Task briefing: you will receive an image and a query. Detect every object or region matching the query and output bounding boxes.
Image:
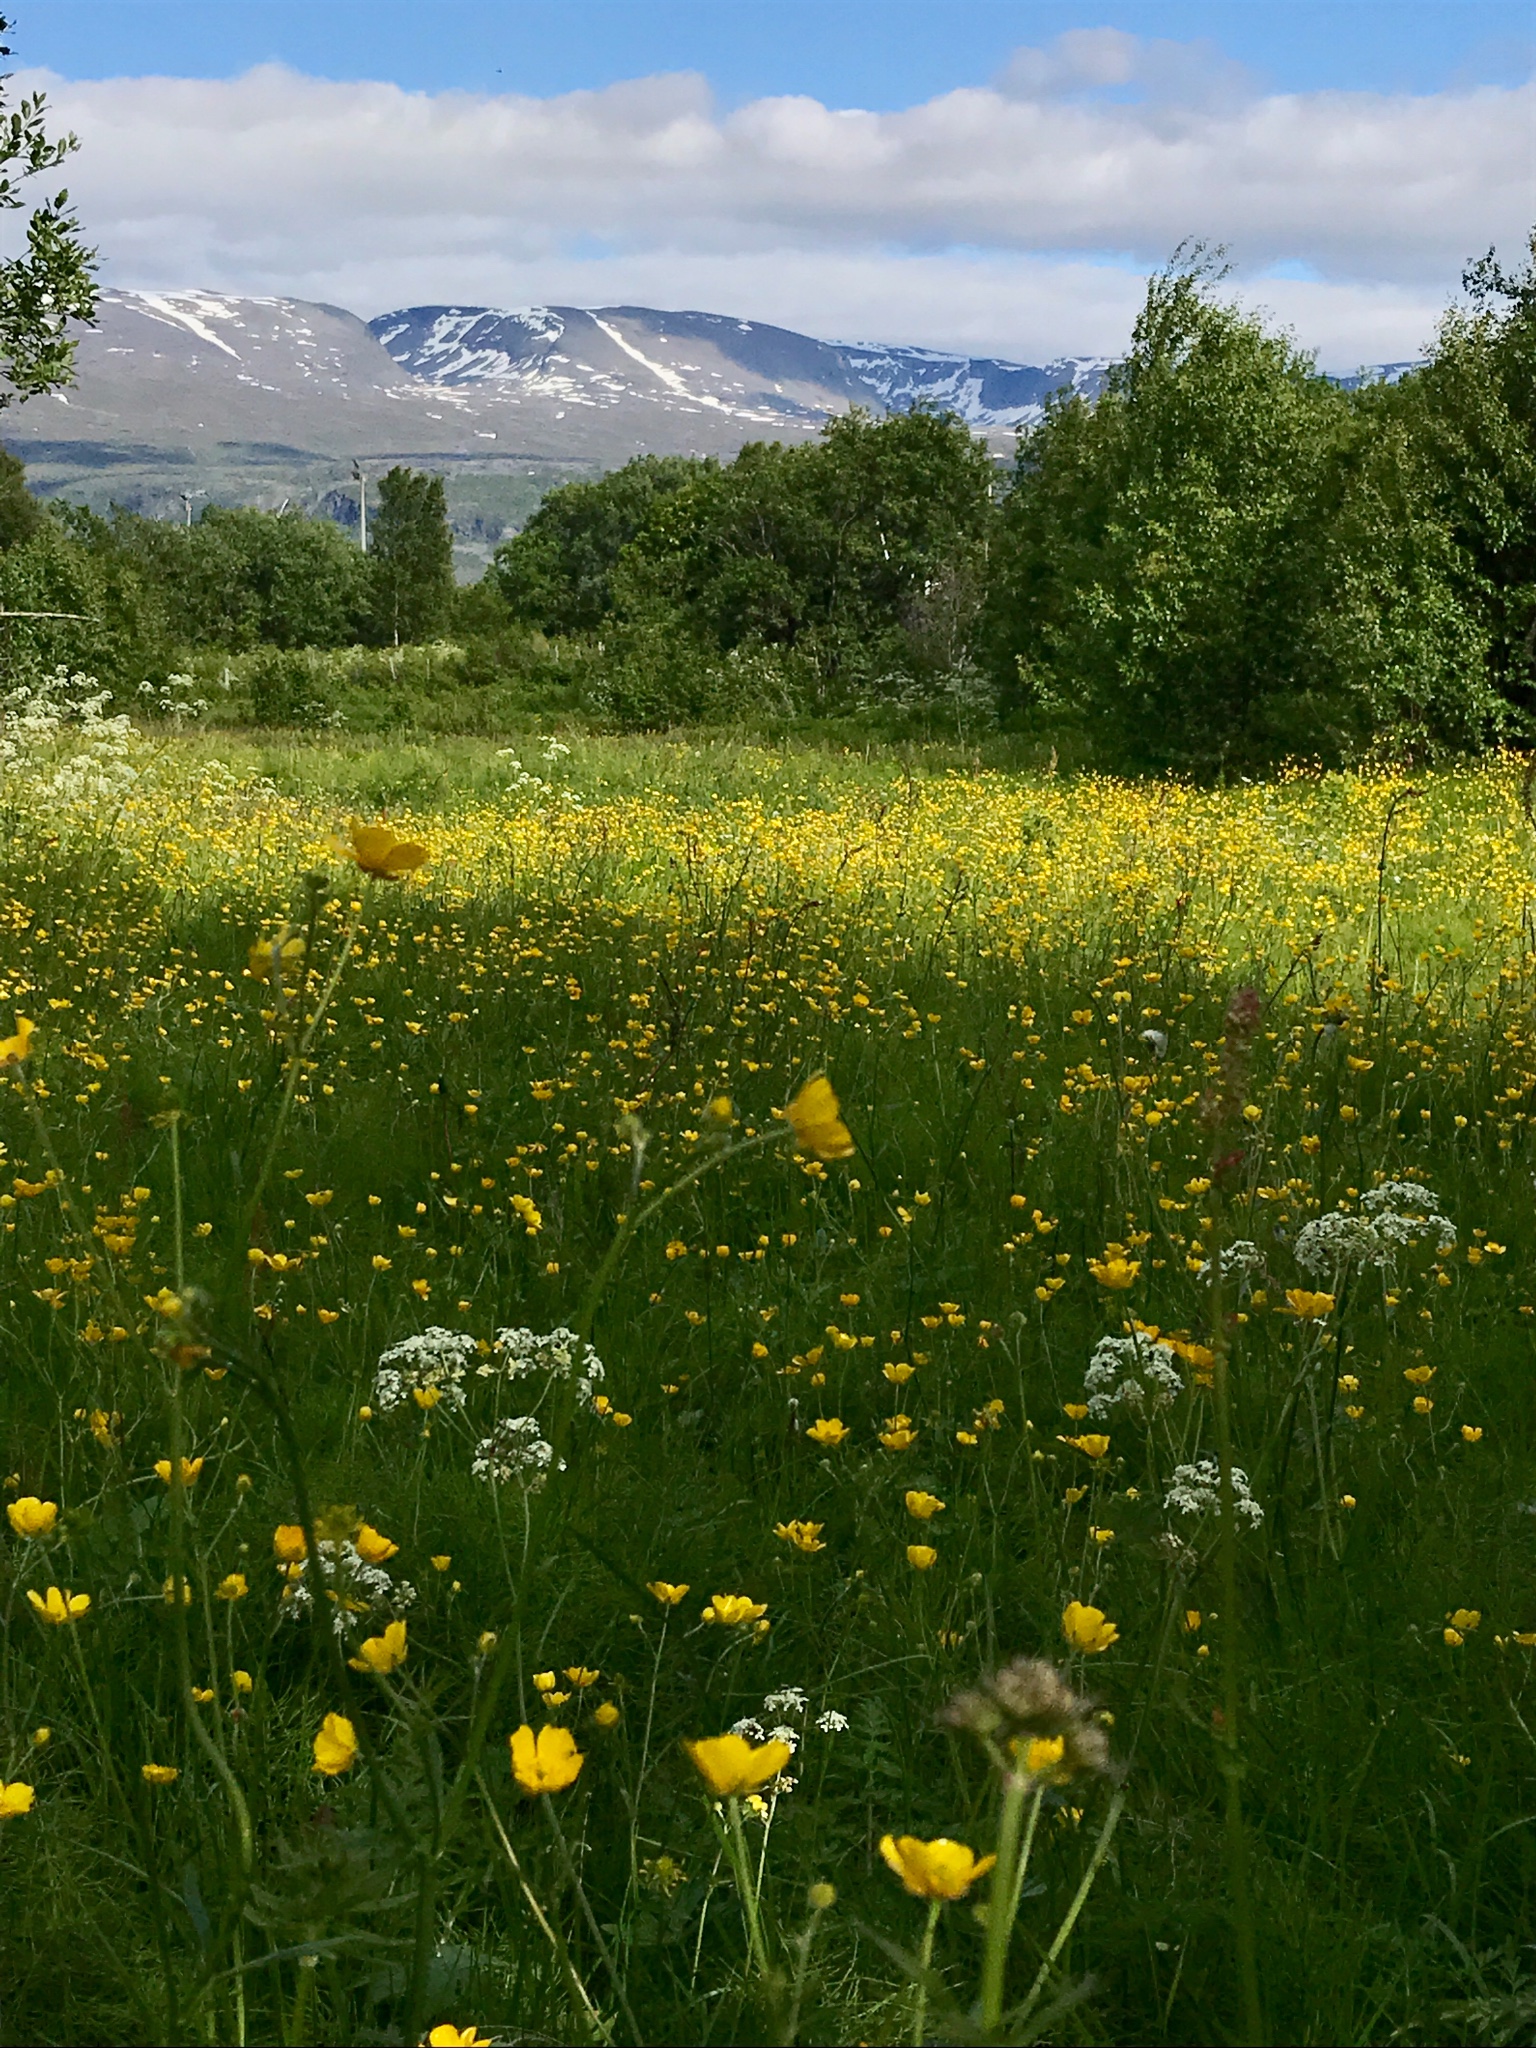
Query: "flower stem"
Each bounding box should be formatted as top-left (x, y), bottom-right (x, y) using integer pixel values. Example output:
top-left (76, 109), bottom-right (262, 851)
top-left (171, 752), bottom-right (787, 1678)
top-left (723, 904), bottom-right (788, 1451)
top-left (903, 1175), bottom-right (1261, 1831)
top-left (912, 1898), bottom-right (941, 2047)
top-left (1014, 1787), bottom-right (1126, 2029)
top-left (723, 1795), bottom-right (771, 1977)
top-left (978, 1769), bottom-right (1028, 2033)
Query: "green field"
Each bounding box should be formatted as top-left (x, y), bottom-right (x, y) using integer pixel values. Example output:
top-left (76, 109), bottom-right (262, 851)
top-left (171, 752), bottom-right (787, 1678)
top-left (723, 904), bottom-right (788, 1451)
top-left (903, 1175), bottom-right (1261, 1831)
top-left (3, 728), bottom-right (1535, 2046)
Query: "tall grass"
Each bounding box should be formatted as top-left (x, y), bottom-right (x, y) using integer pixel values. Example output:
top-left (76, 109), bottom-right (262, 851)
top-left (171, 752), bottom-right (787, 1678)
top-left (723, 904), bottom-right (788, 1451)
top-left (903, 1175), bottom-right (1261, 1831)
top-left (1, 734), bottom-right (1534, 2045)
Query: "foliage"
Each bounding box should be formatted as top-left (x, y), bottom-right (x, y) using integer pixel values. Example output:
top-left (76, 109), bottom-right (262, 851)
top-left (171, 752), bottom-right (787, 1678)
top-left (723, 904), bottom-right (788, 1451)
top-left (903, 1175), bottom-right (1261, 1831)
top-left (983, 248), bottom-right (1497, 768)
top-left (367, 465), bottom-right (455, 646)
top-left (0, 12), bottom-right (98, 407)
top-left (2, 733), bottom-right (1536, 2042)
top-left (493, 453), bottom-right (706, 636)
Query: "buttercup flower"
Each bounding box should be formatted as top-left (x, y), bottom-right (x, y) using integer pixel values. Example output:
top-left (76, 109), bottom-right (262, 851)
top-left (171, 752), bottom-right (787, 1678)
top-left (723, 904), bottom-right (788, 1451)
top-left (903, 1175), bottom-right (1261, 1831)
top-left (685, 1733), bottom-right (793, 1797)
top-left (347, 821), bottom-right (429, 879)
top-left (907, 1544), bottom-right (938, 1570)
top-left (805, 1418), bottom-right (849, 1448)
top-left (28, 1585), bottom-right (89, 1625)
top-left (1089, 1250), bottom-right (1140, 1289)
top-left (510, 1723), bottom-right (585, 1795)
top-left (1062, 1433), bottom-right (1111, 1460)
top-left (0, 1781), bottom-right (35, 1817)
top-left (312, 1713), bottom-right (359, 1775)
top-left (564, 1666), bottom-right (600, 1687)
top-left (247, 929), bottom-right (305, 982)
top-left (775, 1520), bottom-right (826, 1553)
top-left (154, 1457), bottom-right (204, 1487)
top-left (354, 1522), bottom-right (399, 1565)
top-left (1062, 1600), bottom-right (1119, 1654)
top-left (427, 2029), bottom-right (489, 2047)
top-left (349, 1619), bottom-right (408, 1674)
top-left (905, 1491), bottom-right (945, 1520)
top-left (7, 1496), bottom-right (57, 1537)
top-left (784, 1073), bottom-right (856, 1160)
top-left (701, 1593), bottom-right (767, 1628)
top-left (879, 1834), bottom-right (996, 1900)
top-left (0, 1016), bottom-right (34, 1065)
top-left (646, 1580), bottom-right (690, 1606)
top-left (273, 1524), bottom-right (308, 1563)
top-left (141, 1764), bottom-right (179, 1787)
top-left (1284, 1289), bottom-right (1336, 1320)
top-left (593, 1702), bottom-right (621, 1729)
top-left (216, 1573), bottom-right (249, 1601)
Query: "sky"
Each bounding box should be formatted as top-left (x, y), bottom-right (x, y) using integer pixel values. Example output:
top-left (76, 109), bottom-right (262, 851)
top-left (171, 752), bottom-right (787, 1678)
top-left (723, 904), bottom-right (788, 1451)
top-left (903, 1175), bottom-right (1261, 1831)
top-left (16, 2), bottom-right (1536, 368)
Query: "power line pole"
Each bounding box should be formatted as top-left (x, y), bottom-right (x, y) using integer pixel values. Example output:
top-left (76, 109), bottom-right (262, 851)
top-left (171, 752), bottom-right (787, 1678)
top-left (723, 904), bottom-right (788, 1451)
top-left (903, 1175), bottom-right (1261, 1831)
top-left (352, 461), bottom-right (367, 552)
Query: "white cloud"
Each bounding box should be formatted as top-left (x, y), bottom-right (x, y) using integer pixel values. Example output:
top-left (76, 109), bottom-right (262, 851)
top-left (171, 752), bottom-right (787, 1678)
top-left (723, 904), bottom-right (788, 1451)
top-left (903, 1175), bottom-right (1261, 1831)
top-left (23, 34), bottom-right (1534, 365)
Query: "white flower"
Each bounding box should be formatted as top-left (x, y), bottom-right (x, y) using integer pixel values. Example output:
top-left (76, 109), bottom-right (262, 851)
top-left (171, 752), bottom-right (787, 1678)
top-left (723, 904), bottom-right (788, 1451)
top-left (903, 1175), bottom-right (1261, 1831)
top-left (471, 1415), bottom-right (561, 1488)
top-left (814, 1709), bottom-right (850, 1734)
top-left (488, 1326), bottom-right (606, 1405)
top-left (1295, 1185), bottom-right (1455, 1279)
top-left (730, 1716), bottom-right (766, 1742)
top-left (280, 1538), bottom-right (416, 1633)
top-left (1084, 1332), bottom-right (1183, 1419)
top-left (1165, 1457), bottom-right (1263, 1526)
top-left (373, 1326), bottom-right (476, 1412)
top-left (766, 1724), bottom-right (800, 1753)
top-left (1140, 1028), bottom-right (1168, 1058)
top-left (762, 1688), bottom-right (808, 1716)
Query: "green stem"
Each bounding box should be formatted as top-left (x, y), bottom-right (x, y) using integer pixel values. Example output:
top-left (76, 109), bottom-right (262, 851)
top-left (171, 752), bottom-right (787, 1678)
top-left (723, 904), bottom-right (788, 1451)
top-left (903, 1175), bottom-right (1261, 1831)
top-left (724, 1795), bottom-right (771, 1977)
top-left (541, 1793), bottom-right (644, 2042)
top-left (913, 1898), bottom-right (941, 2047)
top-left (1014, 1787), bottom-right (1127, 2029)
top-left (978, 1769), bottom-right (1028, 2033)
top-left (1211, 1248), bottom-right (1265, 2047)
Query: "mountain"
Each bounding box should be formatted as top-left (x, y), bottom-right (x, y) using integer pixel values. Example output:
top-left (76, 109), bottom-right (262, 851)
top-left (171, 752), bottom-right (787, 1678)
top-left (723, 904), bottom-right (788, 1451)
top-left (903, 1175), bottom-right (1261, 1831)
top-left (0, 287), bottom-right (1110, 570)
top-left (368, 303), bottom-right (1110, 435)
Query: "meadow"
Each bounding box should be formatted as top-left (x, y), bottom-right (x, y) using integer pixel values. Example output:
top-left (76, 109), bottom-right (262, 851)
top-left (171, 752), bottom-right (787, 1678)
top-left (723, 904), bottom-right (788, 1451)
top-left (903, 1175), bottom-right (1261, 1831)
top-left (3, 715), bottom-right (1536, 2046)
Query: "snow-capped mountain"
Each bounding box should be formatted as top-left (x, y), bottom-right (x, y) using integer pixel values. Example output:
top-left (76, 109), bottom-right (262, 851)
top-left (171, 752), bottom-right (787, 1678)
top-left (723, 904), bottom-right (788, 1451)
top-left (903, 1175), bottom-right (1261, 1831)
top-left (369, 302), bottom-right (1110, 434)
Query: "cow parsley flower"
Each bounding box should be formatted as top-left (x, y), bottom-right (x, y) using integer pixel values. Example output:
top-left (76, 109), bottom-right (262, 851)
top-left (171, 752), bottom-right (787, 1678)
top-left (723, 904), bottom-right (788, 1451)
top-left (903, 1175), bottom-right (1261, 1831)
top-left (1165, 1458), bottom-right (1263, 1526)
top-left (373, 1327), bottom-right (476, 1412)
top-left (815, 1709), bottom-right (850, 1734)
top-left (1296, 1184), bottom-right (1455, 1278)
top-left (1084, 1331), bottom-right (1183, 1419)
top-left (487, 1326), bottom-right (606, 1406)
top-left (471, 1414), bottom-right (561, 1488)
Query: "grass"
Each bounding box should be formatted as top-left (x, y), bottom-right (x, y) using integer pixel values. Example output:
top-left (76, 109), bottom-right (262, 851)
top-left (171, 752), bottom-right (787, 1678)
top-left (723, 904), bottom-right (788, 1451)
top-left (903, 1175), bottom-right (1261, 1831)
top-left (1, 727), bottom-right (1535, 2046)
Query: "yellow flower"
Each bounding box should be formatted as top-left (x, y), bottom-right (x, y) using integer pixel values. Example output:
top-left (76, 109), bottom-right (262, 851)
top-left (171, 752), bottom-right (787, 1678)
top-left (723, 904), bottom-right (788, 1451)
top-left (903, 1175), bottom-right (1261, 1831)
top-left (775, 1520), bottom-right (826, 1553)
top-left (593, 1702), bottom-right (621, 1729)
top-left (216, 1573), bottom-right (249, 1601)
top-left (805, 1417), bottom-right (849, 1447)
top-left (146, 1287), bottom-right (184, 1318)
top-left (906, 1544), bottom-right (938, 1571)
top-left (0, 1015), bottom-right (35, 1065)
top-left (685, 1733), bottom-right (793, 1797)
top-left (232, 1670), bottom-right (253, 1695)
top-left (354, 1522), bottom-right (399, 1565)
top-left (28, 1585), bottom-right (89, 1625)
top-left (563, 1665), bottom-right (601, 1688)
top-left (1020, 1735), bottom-right (1068, 1779)
top-left (1461, 1426), bottom-right (1484, 1444)
top-left (141, 1764), bottom-right (179, 1787)
top-left (154, 1457), bottom-right (204, 1487)
top-left (647, 1580), bottom-right (690, 1606)
top-left (191, 1687), bottom-right (215, 1704)
top-left (7, 1496), bottom-right (58, 1537)
top-left (878, 1834), bottom-right (997, 1901)
top-left (1062, 1600), bottom-right (1119, 1654)
top-left (427, 2029), bottom-right (490, 2047)
top-left (533, 1670), bottom-right (558, 1692)
top-left (347, 820), bottom-right (430, 879)
top-left (784, 1073), bottom-right (856, 1160)
top-left (349, 1620), bottom-right (408, 1674)
top-left (1284, 1288), bottom-right (1335, 1320)
top-left (510, 1723), bottom-right (585, 1795)
top-left (1089, 1253), bottom-right (1140, 1290)
top-left (880, 1424), bottom-right (919, 1451)
top-left (0, 1781), bottom-right (35, 1818)
top-left (312, 1713), bottom-right (359, 1776)
top-left (247, 929), bottom-right (306, 982)
top-left (1448, 1608), bottom-right (1481, 1632)
top-left (1184, 1609), bottom-right (1202, 1633)
top-left (273, 1524), bottom-right (308, 1563)
top-left (904, 1490), bottom-right (945, 1520)
top-left (701, 1592), bottom-right (767, 1628)
top-left (1062, 1434), bottom-right (1110, 1460)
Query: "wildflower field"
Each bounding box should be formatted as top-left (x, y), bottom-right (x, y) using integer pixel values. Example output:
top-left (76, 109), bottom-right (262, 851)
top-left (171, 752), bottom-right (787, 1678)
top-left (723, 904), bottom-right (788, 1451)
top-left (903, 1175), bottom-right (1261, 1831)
top-left (4, 719), bottom-right (1536, 2046)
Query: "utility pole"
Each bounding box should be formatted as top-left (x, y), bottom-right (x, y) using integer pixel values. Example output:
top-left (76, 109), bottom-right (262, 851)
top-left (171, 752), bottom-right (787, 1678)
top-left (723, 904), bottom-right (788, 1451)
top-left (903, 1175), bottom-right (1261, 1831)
top-left (352, 461), bottom-right (367, 552)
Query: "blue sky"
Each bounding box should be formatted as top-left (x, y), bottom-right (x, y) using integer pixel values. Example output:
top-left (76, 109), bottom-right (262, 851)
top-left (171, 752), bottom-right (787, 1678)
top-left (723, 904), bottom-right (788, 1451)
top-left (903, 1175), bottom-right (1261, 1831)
top-left (29, 1), bottom-right (1536, 104)
top-left (19, 3), bottom-right (1536, 366)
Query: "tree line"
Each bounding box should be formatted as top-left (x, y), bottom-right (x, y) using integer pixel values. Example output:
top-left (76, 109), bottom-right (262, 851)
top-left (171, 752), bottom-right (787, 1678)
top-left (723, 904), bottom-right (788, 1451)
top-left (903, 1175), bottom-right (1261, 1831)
top-left (3, 238), bottom-right (1532, 770)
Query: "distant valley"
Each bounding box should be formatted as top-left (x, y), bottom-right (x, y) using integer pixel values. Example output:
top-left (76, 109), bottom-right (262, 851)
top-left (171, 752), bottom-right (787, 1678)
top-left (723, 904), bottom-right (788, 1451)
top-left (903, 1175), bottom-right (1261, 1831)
top-left (0, 289), bottom-right (1110, 573)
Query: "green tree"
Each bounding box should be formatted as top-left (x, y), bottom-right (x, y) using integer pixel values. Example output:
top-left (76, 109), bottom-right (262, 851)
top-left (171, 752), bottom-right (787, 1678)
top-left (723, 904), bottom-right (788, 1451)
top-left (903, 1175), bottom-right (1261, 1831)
top-left (368, 466), bottom-right (454, 644)
top-left (985, 249), bottom-right (1491, 768)
top-left (612, 409), bottom-right (998, 708)
top-left (492, 454), bottom-right (706, 635)
top-left (113, 504), bottom-right (371, 651)
top-left (0, 13), bottom-right (98, 406)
